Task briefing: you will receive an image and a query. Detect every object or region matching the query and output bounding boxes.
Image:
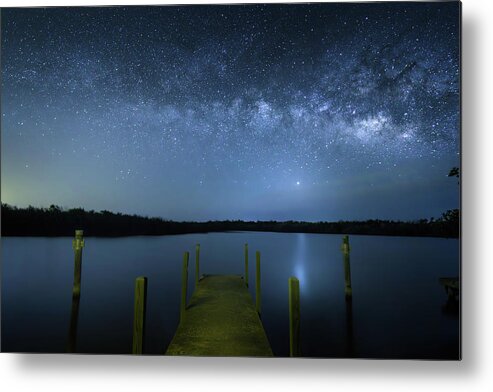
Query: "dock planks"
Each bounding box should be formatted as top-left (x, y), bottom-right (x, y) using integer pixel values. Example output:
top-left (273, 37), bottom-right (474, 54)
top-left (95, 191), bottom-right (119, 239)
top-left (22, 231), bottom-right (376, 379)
top-left (166, 275), bottom-right (273, 357)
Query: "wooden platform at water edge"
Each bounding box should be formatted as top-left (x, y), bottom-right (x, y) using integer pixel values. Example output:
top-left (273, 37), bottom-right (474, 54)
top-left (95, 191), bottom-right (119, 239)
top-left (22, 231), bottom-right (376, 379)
top-left (439, 277), bottom-right (459, 300)
top-left (165, 274), bottom-right (273, 357)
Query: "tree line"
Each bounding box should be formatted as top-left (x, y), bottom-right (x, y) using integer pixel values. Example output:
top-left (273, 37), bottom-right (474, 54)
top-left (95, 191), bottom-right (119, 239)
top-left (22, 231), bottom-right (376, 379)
top-left (1, 204), bottom-right (459, 238)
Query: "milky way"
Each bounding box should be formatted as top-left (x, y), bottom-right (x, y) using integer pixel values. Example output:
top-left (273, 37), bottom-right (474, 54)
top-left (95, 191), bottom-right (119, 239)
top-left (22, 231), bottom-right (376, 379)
top-left (1, 3), bottom-right (460, 221)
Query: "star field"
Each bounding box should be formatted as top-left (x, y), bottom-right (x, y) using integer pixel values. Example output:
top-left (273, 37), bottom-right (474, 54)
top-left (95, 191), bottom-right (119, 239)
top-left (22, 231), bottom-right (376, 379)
top-left (1, 3), bottom-right (460, 221)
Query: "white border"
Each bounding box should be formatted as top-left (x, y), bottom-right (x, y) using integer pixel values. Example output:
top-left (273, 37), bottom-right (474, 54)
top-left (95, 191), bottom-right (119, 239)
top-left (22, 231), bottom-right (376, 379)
top-left (2, 0), bottom-right (492, 391)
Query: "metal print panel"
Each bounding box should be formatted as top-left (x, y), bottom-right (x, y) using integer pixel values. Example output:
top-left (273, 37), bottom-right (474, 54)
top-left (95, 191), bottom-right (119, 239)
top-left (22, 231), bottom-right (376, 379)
top-left (0, 1), bottom-right (461, 359)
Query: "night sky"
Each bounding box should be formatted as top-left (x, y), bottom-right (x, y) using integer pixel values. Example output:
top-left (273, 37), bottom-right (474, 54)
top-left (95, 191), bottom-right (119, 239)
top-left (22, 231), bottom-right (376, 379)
top-left (1, 3), bottom-right (460, 222)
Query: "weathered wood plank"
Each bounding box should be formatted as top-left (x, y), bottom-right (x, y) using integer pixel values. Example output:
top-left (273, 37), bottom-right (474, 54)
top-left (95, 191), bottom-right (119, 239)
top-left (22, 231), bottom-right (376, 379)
top-left (166, 275), bottom-right (273, 357)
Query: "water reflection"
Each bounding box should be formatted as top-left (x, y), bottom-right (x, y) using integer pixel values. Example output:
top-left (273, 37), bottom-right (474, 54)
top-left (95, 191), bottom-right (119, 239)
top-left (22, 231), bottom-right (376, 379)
top-left (293, 234), bottom-right (307, 294)
top-left (66, 294), bottom-right (80, 352)
top-left (345, 298), bottom-right (354, 357)
top-left (441, 297), bottom-right (459, 317)
top-left (2, 233), bottom-right (460, 358)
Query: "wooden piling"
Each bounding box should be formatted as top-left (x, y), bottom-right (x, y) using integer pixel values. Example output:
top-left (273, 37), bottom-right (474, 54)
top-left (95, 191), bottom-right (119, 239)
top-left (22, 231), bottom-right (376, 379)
top-left (71, 229), bottom-right (85, 298)
top-left (289, 276), bottom-right (300, 357)
top-left (180, 252), bottom-right (189, 324)
top-left (244, 243), bottom-right (249, 287)
top-left (132, 276), bottom-right (148, 355)
top-left (341, 235), bottom-right (352, 301)
top-left (195, 244), bottom-right (200, 289)
top-left (67, 229), bottom-right (84, 353)
top-left (256, 251), bottom-right (261, 316)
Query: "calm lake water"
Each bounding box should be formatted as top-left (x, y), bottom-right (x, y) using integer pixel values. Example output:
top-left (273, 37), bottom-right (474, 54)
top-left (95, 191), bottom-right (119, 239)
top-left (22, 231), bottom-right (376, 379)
top-left (1, 232), bottom-right (460, 358)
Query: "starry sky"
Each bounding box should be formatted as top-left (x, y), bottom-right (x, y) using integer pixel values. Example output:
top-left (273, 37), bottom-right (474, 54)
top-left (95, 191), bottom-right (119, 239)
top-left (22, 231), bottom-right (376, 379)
top-left (1, 2), bottom-right (460, 222)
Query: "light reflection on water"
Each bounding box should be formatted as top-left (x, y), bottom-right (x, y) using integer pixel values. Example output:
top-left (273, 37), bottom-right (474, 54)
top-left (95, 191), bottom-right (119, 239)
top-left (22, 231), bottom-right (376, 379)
top-left (293, 233), bottom-right (307, 294)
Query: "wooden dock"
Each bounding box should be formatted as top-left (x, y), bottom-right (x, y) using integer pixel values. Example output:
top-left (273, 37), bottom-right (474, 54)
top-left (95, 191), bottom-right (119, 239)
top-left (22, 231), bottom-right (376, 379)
top-left (439, 277), bottom-right (459, 300)
top-left (165, 274), bottom-right (273, 357)
top-left (64, 234), bottom-right (318, 357)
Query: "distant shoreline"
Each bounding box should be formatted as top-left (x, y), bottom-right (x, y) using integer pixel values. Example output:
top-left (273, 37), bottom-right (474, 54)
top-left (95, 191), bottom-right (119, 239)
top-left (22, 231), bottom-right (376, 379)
top-left (1, 204), bottom-right (460, 239)
top-left (1, 230), bottom-right (459, 239)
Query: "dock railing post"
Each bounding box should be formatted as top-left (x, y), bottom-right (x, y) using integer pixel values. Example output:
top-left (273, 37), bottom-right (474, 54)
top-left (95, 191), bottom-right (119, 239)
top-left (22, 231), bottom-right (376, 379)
top-left (244, 243), bottom-right (249, 287)
top-left (180, 252), bottom-right (189, 324)
top-left (256, 251), bottom-right (261, 317)
top-left (289, 276), bottom-right (300, 357)
top-left (195, 244), bottom-right (200, 289)
top-left (132, 276), bottom-right (147, 355)
top-left (341, 235), bottom-right (352, 301)
top-left (67, 229), bottom-right (84, 353)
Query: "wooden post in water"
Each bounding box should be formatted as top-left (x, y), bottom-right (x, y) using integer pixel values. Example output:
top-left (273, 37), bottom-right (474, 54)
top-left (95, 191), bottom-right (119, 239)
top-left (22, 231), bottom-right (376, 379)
top-left (132, 276), bottom-right (147, 355)
top-left (341, 235), bottom-right (352, 301)
top-left (67, 229), bottom-right (85, 353)
top-left (244, 243), bottom-right (249, 287)
top-left (256, 251), bottom-right (261, 317)
top-left (195, 244), bottom-right (200, 289)
top-left (289, 276), bottom-right (301, 357)
top-left (72, 230), bottom-right (85, 298)
top-left (180, 252), bottom-right (189, 324)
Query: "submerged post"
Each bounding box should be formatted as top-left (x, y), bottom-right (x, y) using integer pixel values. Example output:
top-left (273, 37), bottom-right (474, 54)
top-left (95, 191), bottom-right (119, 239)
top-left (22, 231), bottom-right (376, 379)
top-left (180, 252), bottom-right (189, 324)
top-left (132, 276), bottom-right (148, 355)
top-left (67, 229), bottom-right (84, 353)
top-left (256, 251), bottom-right (261, 316)
top-left (195, 244), bottom-right (200, 289)
top-left (289, 276), bottom-right (300, 357)
top-left (341, 235), bottom-right (352, 301)
top-left (244, 243), bottom-right (249, 287)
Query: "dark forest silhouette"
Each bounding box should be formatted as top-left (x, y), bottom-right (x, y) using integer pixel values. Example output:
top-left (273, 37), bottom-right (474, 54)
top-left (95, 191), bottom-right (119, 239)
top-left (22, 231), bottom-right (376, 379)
top-left (1, 203), bottom-right (459, 238)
